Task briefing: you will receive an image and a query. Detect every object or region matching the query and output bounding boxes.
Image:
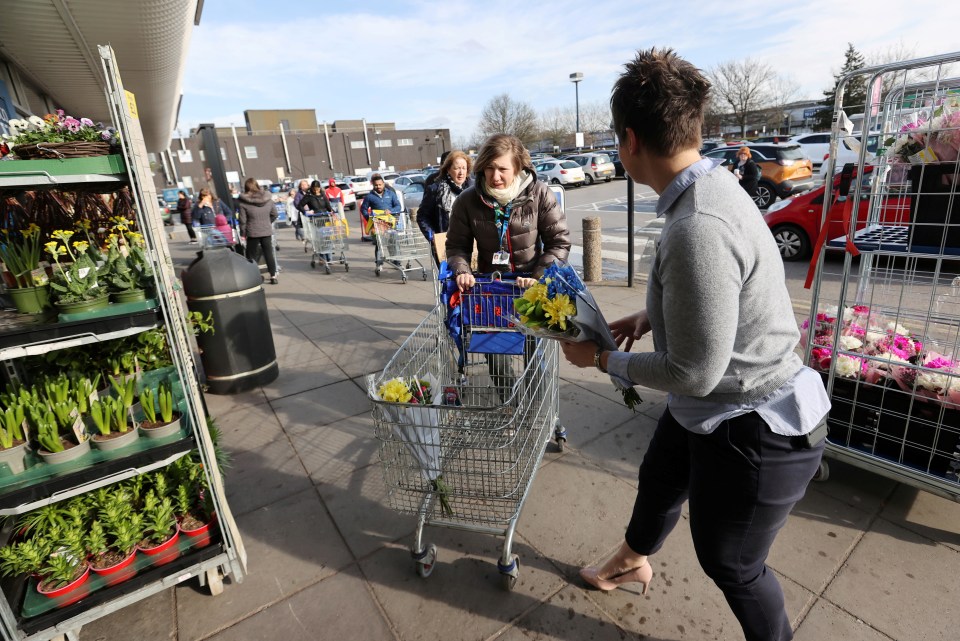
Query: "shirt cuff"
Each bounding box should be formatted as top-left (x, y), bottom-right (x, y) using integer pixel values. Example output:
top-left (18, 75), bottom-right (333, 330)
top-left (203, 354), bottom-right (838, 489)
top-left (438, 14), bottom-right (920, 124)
top-left (606, 351), bottom-right (633, 383)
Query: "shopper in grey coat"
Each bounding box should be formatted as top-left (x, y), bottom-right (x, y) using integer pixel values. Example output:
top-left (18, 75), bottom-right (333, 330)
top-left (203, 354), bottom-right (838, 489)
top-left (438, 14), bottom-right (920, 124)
top-left (236, 178), bottom-right (279, 283)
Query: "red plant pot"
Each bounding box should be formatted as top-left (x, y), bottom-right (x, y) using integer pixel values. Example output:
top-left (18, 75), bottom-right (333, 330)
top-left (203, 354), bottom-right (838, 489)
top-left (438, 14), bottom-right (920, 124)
top-left (90, 550), bottom-right (137, 586)
top-left (37, 563), bottom-right (91, 604)
top-left (137, 528), bottom-right (181, 567)
top-left (179, 512), bottom-right (217, 549)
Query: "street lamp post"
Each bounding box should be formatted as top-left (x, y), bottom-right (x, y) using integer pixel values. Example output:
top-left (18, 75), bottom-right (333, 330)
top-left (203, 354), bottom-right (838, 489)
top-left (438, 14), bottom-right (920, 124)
top-left (570, 71), bottom-right (583, 147)
top-left (296, 136), bottom-right (306, 178)
top-left (374, 128), bottom-right (383, 167)
top-left (417, 145), bottom-right (424, 166)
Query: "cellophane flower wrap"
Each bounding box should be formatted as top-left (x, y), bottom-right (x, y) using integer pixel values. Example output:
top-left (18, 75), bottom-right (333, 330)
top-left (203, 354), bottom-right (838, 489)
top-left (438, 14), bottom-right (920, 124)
top-left (509, 262), bottom-right (642, 410)
top-left (374, 373), bottom-right (452, 515)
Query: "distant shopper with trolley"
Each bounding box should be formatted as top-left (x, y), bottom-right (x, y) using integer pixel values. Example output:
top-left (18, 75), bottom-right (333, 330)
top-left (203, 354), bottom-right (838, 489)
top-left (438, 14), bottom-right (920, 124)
top-left (324, 178), bottom-right (350, 236)
top-left (559, 48), bottom-right (829, 641)
top-left (298, 180), bottom-right (334, 264)
top-left (359, 174), bottom-right (402, 262)
top-left (236, 178), bottom-right (280, 284)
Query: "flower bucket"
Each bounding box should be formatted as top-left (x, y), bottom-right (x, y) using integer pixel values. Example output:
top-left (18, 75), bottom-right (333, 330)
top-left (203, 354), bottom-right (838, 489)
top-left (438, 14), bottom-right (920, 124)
top-left (37, 437), bottom-right (91, 465)
top-left (55, 293), bottom-right (109, 315)
top-left (90, 549), bottom-right (137, 586)
top-left (8, 285), bottom-right (51, 314)
top-left (91, 425), bottom-right (139, 452)
top-left (0, 441), bottom-right (28, 475)
top-left (137, 528), bottom-right (181, 567)
top-left (36, 563), bottom-right (90, 600)
top-left (110, 289), bottom-right (146, 304)
top-left (140, 412), bottom-right (182, 439)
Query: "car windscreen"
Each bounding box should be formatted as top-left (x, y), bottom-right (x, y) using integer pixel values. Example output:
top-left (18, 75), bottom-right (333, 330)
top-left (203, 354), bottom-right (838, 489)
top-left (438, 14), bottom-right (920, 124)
top-left (774, 146), bottom-right (806, 161)
top-left (560, 161), bottom-right (580, 169)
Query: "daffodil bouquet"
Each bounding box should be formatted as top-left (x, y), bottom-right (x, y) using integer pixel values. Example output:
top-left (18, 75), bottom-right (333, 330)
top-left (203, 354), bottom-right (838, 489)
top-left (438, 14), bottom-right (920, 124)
top-left (373, 373), bottom-right (453, 516)
top-left (45, 229), bottom-right (105, 304)
top-left (509, 262), bottom-right (642, 410)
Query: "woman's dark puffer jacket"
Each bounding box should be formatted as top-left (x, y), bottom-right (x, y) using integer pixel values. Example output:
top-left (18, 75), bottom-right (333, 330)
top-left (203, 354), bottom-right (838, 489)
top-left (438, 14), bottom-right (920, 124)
top-left (236, 191), bottom-right (277, 238)
top-left (445, 172), bottom-right (570, 277)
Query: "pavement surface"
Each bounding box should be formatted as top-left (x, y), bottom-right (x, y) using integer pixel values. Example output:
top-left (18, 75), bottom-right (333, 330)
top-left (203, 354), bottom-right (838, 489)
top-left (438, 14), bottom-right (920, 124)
top-left (78, 220), bottom-right (960, 641)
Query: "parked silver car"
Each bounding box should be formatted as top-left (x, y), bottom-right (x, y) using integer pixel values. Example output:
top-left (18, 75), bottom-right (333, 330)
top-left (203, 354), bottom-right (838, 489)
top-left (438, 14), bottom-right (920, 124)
top-left (566, 153), bottom-right (616, 184)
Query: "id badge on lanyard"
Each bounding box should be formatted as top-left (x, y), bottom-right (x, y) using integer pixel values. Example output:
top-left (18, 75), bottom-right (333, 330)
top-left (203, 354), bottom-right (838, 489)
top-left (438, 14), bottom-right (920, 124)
top-left (493, 206), bottom-right (511, 266)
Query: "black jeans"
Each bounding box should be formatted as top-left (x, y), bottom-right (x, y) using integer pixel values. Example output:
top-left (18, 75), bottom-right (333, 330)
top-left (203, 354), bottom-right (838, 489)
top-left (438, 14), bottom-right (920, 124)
top-left (245, 235), bottom-right (277, 277)
top-left (625, 408), bottom-right (823, 641)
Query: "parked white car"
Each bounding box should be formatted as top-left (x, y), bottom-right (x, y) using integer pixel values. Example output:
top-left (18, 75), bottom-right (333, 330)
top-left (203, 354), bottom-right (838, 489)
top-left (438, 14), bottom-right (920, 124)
top-left (818, 135), bottom-right (881, 179)
top-left (565, 152), bottom-right (616, 184)
top-left (535, 159), bottom-right (585, 187)
top-left (342, 175), bottom-right (372, 199)
top-left (789, 133), bottom-right (832, 170)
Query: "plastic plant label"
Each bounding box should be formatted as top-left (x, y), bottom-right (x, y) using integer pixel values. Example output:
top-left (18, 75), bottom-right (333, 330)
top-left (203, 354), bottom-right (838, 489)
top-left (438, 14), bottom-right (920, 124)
top-left (77, 267), bottom-right (90, 279)
top-left (89, 389), bottom-right (99, 404)
top-left (21, 419), bottom-right (30, 441)
top-left (69, 408), bottom-right (86, 443)
top-left (29, 267), bottom-right (49, 286)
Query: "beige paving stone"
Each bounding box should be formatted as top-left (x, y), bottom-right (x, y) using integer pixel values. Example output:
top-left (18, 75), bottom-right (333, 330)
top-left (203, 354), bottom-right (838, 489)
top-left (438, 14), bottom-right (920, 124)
top-left (316, 325), bottom-right (406, 379)
top-left (557, 382), bottom-right (639, 449)
top-left (203, 386), bottom-right (269, 418)
top-left (269, 378), bottom-right (371, 428)
top-left (806, 457), bottom-right (898, 515)
top-left (498, 585), bottom-right (641, 641)
top-left (223, 437), bottom-right (313, 517)
top-left (285, 414), bottom-right (379, 486)
top-left (79, 588), bottom-right (174, 641)
top-left (260, 354), bottom-right (346, 401)
top-left (794, 598), bottom-right (893, 641)
top-left (879, 483), bottom-right (960, 553)
top-left (293, 311), bottom-right (360, 341)
top-left (824, 517), bottom-right (958, 641)
top-left (212, 400), bottom-right (286, 452)
top-left (176, 487), bottom-right (354, 641)
top-left (576, 417), bottom-right (657, 486)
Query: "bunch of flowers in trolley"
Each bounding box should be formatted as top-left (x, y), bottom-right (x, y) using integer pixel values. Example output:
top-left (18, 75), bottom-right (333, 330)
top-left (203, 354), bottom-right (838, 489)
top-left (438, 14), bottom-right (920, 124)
top-left (889, 352), bottom-right (960, 409)
top-left (511, 262), bottom-right (642, 410)
top-left (2, 111), bottom-right (120, 158)
top-left (802, 305), bottom-right (923, 383)
top-left (883, 98), bottom-right (960, 164)
top-left (378, 377), bottom-right (433, 405)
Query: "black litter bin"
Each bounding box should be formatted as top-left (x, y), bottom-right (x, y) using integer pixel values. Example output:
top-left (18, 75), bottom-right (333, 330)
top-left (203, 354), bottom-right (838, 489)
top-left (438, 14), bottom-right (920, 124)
top-left (182, 247), bottom-right (279, 394)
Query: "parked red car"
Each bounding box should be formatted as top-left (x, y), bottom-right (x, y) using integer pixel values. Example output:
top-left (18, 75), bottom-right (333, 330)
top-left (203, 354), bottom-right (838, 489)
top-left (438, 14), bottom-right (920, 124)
top-left (763, 167), bottom-right (911, 260)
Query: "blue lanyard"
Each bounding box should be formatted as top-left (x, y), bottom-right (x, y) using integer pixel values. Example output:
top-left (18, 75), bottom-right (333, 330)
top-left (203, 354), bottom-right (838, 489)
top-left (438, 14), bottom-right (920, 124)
top-left (495, 204), bottom-right (512, 250)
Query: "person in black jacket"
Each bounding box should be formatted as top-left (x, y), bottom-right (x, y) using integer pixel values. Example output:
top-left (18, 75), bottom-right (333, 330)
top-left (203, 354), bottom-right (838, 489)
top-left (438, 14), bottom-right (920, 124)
top-left (417, 150), bottom-right (473, 264)
top-left (297, 180), bottom-right (334, 265)
top-left (176, 191), bottom-right (196, 243)
top-left (733, 146), bottom-right (761, 201)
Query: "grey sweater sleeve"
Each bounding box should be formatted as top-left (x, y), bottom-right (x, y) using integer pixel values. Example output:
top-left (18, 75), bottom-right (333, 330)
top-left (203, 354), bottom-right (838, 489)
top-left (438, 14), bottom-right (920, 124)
top-left (624, 215), bottom-right (745, 397)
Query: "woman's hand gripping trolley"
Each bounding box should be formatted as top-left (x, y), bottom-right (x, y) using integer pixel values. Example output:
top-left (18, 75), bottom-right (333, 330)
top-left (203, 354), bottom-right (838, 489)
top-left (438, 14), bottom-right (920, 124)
top-left (302, 212), bottom-right (349, 274)
top-left (368, 210), bottom-right (431, 283)
top-left (367, 275), bottom-right (562, 590)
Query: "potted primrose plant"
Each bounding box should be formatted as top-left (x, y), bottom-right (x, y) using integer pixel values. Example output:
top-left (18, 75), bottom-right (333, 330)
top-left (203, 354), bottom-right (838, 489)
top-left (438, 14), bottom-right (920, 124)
top-left (0, 224), bottom-right (52, 314)
top-left (139, 380), bottom-right (182, 438)
top-left (102, 221), bottom-right (154, 303)
top-left (44, 230), bottom-right (108, 315)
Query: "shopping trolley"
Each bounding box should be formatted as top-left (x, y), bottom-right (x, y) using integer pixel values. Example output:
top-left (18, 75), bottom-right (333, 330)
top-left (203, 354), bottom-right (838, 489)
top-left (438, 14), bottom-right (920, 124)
top-left (195, 224), bottom-right (238, 249)
top-left (367, 276), bottom-right (562, 590)
top-left (368, 211), bottom-right (431, 283)
top-left (302, 212), bottom-right (349, 274)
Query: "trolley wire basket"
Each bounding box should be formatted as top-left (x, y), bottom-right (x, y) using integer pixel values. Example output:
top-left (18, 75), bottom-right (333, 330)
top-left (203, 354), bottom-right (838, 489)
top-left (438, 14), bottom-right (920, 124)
top-left (302, 212), bottom-right (348, 274)
top-left (369, 212), bottom-right (431, 282)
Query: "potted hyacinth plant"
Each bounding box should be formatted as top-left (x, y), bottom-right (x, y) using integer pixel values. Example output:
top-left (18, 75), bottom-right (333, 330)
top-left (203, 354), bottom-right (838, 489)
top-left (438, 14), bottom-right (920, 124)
top-left (87, 396), bottom-right (139, 451)
top-left (0, 403), bottom-right (28, 475)
top-left (139, 381), bottom-right (182, 438)
top-left (0, 224), bottom-right (52, 314)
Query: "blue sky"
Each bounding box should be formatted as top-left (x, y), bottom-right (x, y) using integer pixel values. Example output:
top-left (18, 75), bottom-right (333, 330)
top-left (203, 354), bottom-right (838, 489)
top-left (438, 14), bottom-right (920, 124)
top-left (178, 0), bottom-right (960, 142)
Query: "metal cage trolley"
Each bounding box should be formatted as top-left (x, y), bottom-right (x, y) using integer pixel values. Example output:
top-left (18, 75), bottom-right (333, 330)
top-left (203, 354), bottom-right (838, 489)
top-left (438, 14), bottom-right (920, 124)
top-left (195, 224), bottom-right (238, 250)
top-left (805, 51), bottom-right (960, 502)
top-left (370, 212), bottom-right (431, 283)
top-left (302, 212), bottom-right (349, 274)
top-left (366, 279), bottom-right (561, 590)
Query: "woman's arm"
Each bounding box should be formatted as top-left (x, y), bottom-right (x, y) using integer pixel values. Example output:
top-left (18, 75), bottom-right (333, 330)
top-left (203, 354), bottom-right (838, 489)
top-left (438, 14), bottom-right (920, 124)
top-left (445, 195), bottom-right (473, 276)
top-left (534, 185), bottom-right (572, 275)
top-left (236, 204), bottom-right (248, 238)
top-left (417, 185), bottom-right (438, 239)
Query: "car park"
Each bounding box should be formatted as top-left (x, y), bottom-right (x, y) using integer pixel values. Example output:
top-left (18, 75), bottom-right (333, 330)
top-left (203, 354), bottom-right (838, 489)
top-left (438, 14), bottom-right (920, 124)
top-left (342, 175), bottom-right (372, 199)
top-left (699, 140), bottom-right (725, 154)
top-left (762, 166), bottom-right (910, 260)
top-left (604, 150), bottom-right (626, 177)
top-left (155, 196), bottom-right (172, 225)
top-left (535, 159), bottom-right (585, 186)
top-left (703, 143), bottom-right (814, 209)
top-left (367, 171), bottom-right (400, 186)
top-left (788, 133), bottom-right (832, 170)
top-left (566, 152), bottom-right (615, 184)
top-left (401, 182), bottom-right (426, 210)
top-left (394, 174), bottom-right (426, 188)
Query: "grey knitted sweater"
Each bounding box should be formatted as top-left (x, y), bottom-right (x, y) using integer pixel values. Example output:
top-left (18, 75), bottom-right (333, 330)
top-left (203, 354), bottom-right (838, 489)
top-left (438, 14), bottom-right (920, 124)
top-left (625, 166), bottom-right (802, 403)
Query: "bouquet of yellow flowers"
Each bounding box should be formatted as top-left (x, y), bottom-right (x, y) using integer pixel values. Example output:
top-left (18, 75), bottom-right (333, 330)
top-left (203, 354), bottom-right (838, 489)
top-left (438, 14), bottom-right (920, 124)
top-left (510, 263), bottom-right (642, 410)
top-left (374, 374), bottom-right (453, 515)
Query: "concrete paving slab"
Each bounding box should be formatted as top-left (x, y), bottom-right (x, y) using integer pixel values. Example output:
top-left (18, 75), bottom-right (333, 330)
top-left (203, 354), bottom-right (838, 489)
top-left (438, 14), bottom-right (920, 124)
top-left (880, 483), bottom-right (960, 553)
top-left (176, 488), bottom-right (355, 641)
top-left (269, 378), bottom-right (370, 428)
top-left (824, 517), bottom-right (957, 641)
top-left (212, 400), bottom-right (286, 452)
top-left (79, 587), bottom-right (174, 641)
top-left (807, 457), bottom-right (898, 515)
top-left (498, 585), bottom-right (641, 641)
top-left (260, 354), bottom-right (346, 402)
top-left (557, 383), bottom-right (639, 449)
top-left (285, 413), bottom-right (379, 486)
top-left (576, 417), bottom-right (657, 487)
top-left (203, 386), bottom-right (269, 418)
top-left (202, 565), bottom-right (392, 641)
top-left (793, 598), bottom-right (893, 641)
top-left (316, 326), bottom-right (406, 379)
top-left (223, 437), bottom-right (314, 518)
top-left (293, 311), bottom-right (362, 341)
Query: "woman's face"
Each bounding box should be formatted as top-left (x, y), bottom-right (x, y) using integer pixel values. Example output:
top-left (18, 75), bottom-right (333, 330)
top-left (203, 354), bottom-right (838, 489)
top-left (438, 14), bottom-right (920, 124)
top-left (484, 153), bottom-right (516, 190)
top-left (738, 151), bottom-right (749, 162)
top-left (448, 158), bottom-right (468, 185)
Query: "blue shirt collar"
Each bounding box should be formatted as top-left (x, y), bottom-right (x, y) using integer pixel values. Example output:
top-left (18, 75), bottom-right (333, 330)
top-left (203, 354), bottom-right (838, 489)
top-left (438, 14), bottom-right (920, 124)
top-left (655, 158), bottom-right (723, 217)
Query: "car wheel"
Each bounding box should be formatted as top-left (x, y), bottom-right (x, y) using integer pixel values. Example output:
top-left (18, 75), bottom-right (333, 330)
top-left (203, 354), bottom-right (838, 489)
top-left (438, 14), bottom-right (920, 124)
top-left (754, 183), bottom-right (775, 209)
top-left (551, 178), bottom-right (561, 185)
top-left (771, 225), bottom-right (810, 261)
top-left (348, 203), bottom-right (356, 210)
top-left (585, 174), bottom-right (594, 185)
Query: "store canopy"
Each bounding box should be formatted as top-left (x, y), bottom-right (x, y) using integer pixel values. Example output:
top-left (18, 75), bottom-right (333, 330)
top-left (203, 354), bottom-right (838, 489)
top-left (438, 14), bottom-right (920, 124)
top-left (0, 0), bottom-right (199, 152)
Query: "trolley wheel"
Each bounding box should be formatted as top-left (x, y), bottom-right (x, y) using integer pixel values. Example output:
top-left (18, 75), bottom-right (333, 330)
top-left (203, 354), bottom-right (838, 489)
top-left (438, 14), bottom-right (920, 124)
top-left (375, 265), bottom-right (382, 276)
top-left (402, 274), bottom-right (408, 284)
top-left (421, 269), bottom-right (427, 281)
top-left (813, 460), bottom-right (830, 482)
top-left (554, 425), bottom-right (568, 451)
top-left (310, 260), bottom-right (316, 269)
top-left (344, 263), bottom-right (350, 272)
top-left (205, 568), bottom-right (224, 596)
top-left (498, 554), bottom-right (520, 591)
top-left (413, 543), bottom-right (438, 578)
top-left (555, 436), bottom-right (566, 452)
top-left (325, 264), bottom-right (332, 275)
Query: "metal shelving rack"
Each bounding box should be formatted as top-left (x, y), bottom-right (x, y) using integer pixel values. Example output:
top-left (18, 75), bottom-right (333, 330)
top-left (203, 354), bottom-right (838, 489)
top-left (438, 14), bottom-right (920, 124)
top-left (0, 45), bottom-right (246, 640)
top-left (806, 51), bottom-right (960, 502)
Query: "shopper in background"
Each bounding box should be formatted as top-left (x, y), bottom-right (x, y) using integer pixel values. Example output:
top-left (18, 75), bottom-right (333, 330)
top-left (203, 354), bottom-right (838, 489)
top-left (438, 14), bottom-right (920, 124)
top-left (191, 188), bottom-right (232, 228)
top-left (359, 174), bottom-right (402, 259)
top-left (298, 180), bottom-right (334, 264)
top-left (560, 48), bottom-right (828, 641)
top-left (324, 178), bottom-right (350, 236)
top-left (177, 190), bottom-right (196, 244)
top-left (236, 178), bottom-right (280, 284)
top-left (417, 150), bottom-right (473, 263)
top-left (733, 146), bottom-right (761, 201)
top-left (285, 189), bottom-right (303, 241)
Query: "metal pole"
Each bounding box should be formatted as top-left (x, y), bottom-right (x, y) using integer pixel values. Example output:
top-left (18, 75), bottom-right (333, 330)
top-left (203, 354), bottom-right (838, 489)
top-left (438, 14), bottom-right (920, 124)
top-left (159, 148), bottom-right (172, 185)
top-left (375, 129), bottom-right (383, 166)
top-left (362, 119), bottom-right (372, 165)
top-left (322, 121), bottom-right (334, 172)
top-left (582, 216), bottom-right (602, 282)
top-left (627, 179), bottom-right (635, 287)
top-left (342, 133), bottom-right (353, 175)
top-left (297, 137), bottom-right (306, 178)
top-left (278, 121), bottom-right (292, 173)
top-left (575, 82), bottom-right (580, 134)
top-left (231, 124), bottom-right (245, 176)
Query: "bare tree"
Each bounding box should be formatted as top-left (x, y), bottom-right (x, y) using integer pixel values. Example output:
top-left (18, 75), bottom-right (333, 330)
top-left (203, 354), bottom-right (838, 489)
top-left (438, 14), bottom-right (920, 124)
top-left (708, 58), bottom-right (776, 137)
top-left (538, 106), bottom-right (574, 149)
top-left (763, 75), bottom-right (801, 133)
top-left (477, 93), bottom-right (539, 145)
top-left (580, 100), bottom-right (612, 134)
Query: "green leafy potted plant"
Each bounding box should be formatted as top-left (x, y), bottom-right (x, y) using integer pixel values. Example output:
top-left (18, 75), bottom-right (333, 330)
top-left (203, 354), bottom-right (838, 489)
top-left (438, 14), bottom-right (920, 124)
top-left (139, 381), bottom-right (181, 438)
top-left (0, 224), bottom-right (52, 314)
top-left (88, 397), bottom-right (139, 451)
top-left (36, 530), bottom-right (90, 601)
top-left (136, 490), bottom-right (180, 565)
top-left (102, 221), bottom-right (154, 303)
top-left (0, 403), bottom-right (28, 475)
top-left (44, 229), bottom-right (108, 315)
top-left (31, 403), bottom-right (90, 465)
top-left (86, 518), bottom-right (138, 584)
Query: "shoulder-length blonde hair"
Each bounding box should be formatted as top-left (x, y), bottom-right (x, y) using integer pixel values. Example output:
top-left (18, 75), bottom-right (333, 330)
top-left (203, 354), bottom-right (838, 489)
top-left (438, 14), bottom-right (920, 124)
top-left (473, 134), bottom-right (533, 178)
top-left (439, 150), bottom-right (472, 179)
